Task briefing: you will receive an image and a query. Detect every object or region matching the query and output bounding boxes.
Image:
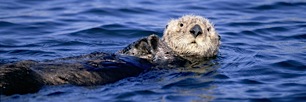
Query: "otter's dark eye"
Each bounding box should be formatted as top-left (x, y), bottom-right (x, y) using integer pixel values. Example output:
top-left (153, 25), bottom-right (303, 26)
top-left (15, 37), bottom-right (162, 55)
top-left (165, 25), bottom-right (168, 29)
top-left (180, 23), bottom-right (183, 27)
top-left (207, 27), bottom-right (211, 31)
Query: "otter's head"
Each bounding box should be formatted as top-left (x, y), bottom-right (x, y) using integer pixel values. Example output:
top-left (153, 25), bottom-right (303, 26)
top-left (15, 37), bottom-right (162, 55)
top-left (162, 15), bottom-right (221, 59)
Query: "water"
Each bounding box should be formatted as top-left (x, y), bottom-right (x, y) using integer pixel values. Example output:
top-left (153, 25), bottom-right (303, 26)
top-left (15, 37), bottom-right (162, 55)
top-left (1, 0), bottom-right (305, 101)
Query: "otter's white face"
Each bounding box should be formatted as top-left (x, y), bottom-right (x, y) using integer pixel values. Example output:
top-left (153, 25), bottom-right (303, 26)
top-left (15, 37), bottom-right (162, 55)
top-left (162, 15), bottom-right (221, 58)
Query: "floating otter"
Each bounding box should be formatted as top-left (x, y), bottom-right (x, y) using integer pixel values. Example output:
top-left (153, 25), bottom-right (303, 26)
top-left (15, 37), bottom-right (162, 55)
top-left (0, 15), bottom-right (221, 95)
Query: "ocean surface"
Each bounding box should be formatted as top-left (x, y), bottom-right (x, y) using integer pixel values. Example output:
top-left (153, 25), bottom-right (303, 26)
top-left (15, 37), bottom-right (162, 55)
top-left (1, 0), bottom-right (305, 101)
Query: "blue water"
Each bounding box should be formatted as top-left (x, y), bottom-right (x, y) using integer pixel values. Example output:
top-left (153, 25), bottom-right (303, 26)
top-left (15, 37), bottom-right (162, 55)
top-left (1, 0), bottom-right (306, 101)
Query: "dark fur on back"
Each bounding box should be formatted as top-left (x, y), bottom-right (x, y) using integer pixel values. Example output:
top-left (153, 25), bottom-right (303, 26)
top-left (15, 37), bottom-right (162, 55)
top-left (1, 35), bottom-right (183, 95)
top-left (0, 52), bottom-right (152, 95)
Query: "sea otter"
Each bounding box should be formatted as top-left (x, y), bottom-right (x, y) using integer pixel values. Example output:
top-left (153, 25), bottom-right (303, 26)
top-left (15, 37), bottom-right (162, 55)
top-left (0, 15), bottom-right (221, 95)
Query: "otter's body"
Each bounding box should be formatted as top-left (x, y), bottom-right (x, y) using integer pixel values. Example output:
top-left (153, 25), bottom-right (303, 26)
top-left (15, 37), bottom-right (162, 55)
top-left (0, 15), bottom-right (221, 95)
top-left (0, 52), bottom-right (151, 95)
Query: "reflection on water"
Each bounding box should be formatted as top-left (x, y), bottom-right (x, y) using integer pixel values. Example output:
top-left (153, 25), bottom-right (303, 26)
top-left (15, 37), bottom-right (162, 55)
top-left (1, 0), bottom-right (306, 101)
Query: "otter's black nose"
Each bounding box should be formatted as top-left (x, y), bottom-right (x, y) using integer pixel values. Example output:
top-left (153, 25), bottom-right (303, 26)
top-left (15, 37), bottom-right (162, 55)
top-left (190, 24), bottom-right (202, 37)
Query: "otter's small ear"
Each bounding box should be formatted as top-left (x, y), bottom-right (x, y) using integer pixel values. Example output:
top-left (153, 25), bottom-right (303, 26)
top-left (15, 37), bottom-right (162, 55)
top-left (207, 27), bottom-right (211, 32)
top-left (165, 25), bottom-right (168, 29)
